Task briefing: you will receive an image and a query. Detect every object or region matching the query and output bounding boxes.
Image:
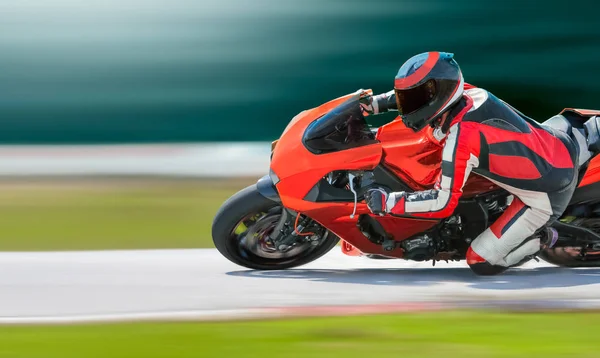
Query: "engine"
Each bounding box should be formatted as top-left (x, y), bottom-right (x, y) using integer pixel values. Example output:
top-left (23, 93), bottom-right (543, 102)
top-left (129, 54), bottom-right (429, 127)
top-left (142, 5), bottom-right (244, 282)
top-left (400, 235), bottom-right (435, 261)
top-left (358, 213), bottom-right (465, 261)
top-left (396, 214), bottom-right (471, 262)
top-left (357, 192), bottom-right (508, 262)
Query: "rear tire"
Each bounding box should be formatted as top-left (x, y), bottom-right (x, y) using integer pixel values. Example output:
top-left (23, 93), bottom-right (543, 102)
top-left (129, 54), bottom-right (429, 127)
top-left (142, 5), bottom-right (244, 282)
top-left (538, 247), bottom-right (600, 267)
top-left (211, 184), bottom-right (340, 270)
top-left (539, 219), bottom-right (600, 267)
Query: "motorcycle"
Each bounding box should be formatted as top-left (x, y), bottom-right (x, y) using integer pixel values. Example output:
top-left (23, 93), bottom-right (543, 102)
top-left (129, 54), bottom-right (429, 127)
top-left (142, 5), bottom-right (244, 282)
top-left (212, 87), bottom-right (600, 270)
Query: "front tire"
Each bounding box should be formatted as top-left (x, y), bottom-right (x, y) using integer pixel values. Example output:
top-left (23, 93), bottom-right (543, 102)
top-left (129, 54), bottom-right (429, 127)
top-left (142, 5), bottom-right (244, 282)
top-left (211, 184), bottom-right (339, 270)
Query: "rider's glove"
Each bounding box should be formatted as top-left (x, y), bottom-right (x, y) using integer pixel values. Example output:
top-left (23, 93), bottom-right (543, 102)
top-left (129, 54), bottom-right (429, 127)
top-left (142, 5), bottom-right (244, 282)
top-left (358, 89), bottom-right (375, 117)
top-left (365, 188), bottom-right (390, 216)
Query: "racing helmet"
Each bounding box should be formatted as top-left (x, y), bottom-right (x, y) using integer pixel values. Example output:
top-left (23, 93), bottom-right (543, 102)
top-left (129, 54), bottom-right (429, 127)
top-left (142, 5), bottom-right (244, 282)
top-left (394, 51), bottom-right (464, 131)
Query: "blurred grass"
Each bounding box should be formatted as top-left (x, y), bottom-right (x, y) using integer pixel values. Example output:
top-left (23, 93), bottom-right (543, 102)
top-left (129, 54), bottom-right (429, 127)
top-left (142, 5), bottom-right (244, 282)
top-left (0, 178), bottom-right (254, 251)
top-left (1, 311), bottom-right (600, 358)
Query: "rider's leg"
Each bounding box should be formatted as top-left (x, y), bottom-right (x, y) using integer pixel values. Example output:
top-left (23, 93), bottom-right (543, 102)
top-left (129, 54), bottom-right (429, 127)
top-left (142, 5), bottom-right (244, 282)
top-left (465, 128), bottom-right (579, 275)
top-left (466, 197), bottom-right (550, 275)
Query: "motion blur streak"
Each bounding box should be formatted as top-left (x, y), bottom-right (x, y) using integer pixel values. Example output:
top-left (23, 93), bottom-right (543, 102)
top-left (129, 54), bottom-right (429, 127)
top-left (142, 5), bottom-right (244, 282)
top-left (0, 0), bottom-right (598, 144)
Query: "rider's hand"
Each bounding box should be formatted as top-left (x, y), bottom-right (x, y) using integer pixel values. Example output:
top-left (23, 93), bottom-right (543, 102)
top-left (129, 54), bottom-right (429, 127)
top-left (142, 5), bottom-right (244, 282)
top-left (358, 89), bottom-right (375, 117)
top-left (365, 188), bottom-right (389, 216)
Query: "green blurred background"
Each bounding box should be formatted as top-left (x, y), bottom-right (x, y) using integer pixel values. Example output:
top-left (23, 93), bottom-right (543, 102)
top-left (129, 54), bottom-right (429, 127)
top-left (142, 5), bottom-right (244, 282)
top-left (1, 0), bottom-right (600, 250)
top-left (1, 0), bottom-right (599, 144)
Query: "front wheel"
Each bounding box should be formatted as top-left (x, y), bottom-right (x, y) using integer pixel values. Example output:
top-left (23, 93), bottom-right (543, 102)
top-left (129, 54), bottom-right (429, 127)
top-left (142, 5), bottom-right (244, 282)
top-left (211, 184), bottom-right (340, 270)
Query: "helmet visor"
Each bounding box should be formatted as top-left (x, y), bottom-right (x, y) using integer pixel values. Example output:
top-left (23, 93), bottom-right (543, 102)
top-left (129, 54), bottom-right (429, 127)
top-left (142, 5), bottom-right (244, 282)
top-left (395, 79), bottom-right (437, 116)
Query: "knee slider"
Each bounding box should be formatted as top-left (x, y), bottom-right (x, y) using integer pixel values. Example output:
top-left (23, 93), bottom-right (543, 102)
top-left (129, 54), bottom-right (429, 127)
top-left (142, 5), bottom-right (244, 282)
top-left (466, 247), bottom-right (507, 276)
top-left (469, 262), bottom-right (508, 276)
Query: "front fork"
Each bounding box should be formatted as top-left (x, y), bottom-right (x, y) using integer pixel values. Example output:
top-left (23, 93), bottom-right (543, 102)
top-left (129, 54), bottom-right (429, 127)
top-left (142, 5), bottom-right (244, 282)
top-left (255, 174), bottom-right (323, 251)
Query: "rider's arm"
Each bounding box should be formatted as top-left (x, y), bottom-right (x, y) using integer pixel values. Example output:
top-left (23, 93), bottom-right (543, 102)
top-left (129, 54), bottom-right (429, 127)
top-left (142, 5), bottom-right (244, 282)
top-left (372, 90), bottom-right (398, 114)
top-left (360, 90), bottom-right (397, 116)
top-left (386, 122), bottom-right (480, 219)
top-left (362, 83), bottom-right (476, 117)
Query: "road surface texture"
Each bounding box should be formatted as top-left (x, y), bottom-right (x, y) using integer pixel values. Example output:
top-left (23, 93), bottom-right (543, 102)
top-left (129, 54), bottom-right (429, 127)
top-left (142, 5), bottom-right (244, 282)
top-left (2, 249), bottom-right (600, 323)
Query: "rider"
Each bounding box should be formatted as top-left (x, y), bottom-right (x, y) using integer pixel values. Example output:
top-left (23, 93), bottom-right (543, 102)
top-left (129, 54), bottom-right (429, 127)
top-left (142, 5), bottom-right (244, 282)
top-left (360, 51), bottom-right (579, 275)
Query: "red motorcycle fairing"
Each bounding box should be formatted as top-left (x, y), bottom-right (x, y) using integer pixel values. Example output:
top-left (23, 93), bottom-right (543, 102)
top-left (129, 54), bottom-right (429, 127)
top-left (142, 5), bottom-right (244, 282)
top-left (271, 91), bottom-right (483, 257)
top-left (270, 91), bottom-right (600, 258)
top-left (560, 108), bottom-right (600, 189)
top-left (377, 119), bottom-right (443, 190)
top-left (580, 155), bottom-right (600, 187)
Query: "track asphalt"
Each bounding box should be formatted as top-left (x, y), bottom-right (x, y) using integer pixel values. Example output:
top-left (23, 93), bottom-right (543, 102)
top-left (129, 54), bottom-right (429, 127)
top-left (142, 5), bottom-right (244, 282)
top-left (2, 249), bottom-right (600, 323)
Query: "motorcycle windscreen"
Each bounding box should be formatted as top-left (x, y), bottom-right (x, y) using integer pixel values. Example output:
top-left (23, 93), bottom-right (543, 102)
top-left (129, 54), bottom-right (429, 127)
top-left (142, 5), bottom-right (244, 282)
top-left (302, 96), bottom-right (379, 155)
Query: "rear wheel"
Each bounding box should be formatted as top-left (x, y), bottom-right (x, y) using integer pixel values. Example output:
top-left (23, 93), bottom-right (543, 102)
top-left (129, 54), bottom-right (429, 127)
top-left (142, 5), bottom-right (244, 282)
top-left (211, 184), bottom-right (340, 270)
top-left (538, 246), bottom-right (600, 267)
top-left (539, 219), bottom-right (600, 267)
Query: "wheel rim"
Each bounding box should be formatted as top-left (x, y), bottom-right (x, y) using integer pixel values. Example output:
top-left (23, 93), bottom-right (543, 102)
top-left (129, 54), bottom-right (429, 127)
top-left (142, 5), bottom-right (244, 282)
top-left (228, 206), bottom-right (328, 267)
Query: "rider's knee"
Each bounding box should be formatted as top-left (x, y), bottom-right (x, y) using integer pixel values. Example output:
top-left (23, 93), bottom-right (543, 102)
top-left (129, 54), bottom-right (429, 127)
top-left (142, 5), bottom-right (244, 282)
top-left (466, 247), bottom-right (507, 276)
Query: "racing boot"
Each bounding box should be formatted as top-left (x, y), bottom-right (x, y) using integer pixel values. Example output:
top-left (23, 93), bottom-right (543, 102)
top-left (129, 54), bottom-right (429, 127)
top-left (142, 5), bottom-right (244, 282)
top-left (510, 226), bottom-right (558, 267)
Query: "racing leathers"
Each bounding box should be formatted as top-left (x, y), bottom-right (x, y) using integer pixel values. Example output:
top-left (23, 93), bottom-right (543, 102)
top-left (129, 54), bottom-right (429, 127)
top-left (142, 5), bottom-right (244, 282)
top-left (362, 85), bottom-right (579, 275)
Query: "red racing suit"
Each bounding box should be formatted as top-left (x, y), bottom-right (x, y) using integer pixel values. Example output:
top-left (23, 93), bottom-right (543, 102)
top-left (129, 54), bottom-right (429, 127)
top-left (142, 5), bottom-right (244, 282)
top-left (367, 85), bottom-right (579, 273)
